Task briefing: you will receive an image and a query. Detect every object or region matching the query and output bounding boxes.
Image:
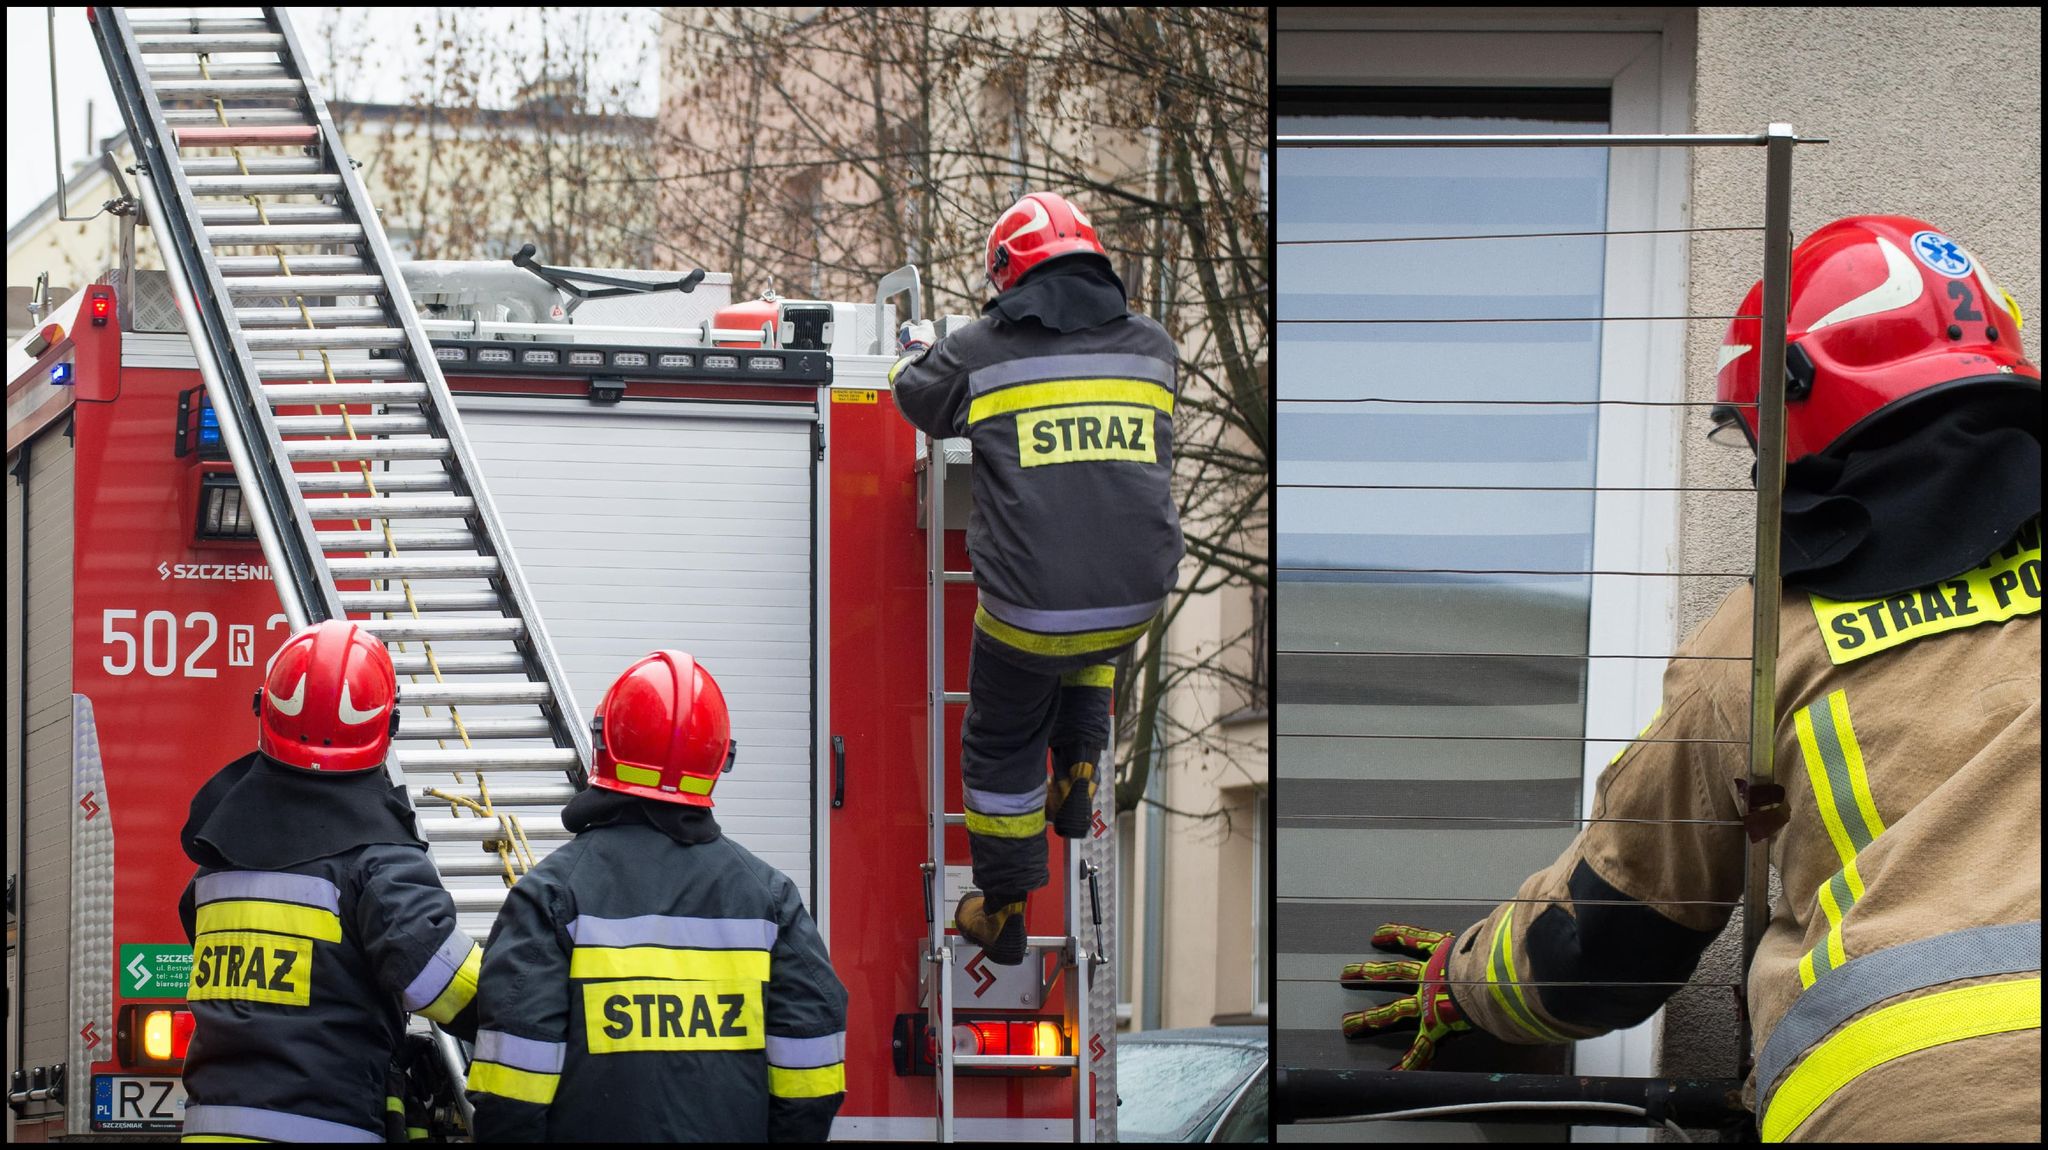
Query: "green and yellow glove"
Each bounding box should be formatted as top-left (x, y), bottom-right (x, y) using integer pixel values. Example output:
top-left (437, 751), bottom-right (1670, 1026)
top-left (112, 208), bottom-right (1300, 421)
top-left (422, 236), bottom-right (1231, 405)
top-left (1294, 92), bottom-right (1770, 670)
top-left (1340, 923), bottom-right (1471, 1070)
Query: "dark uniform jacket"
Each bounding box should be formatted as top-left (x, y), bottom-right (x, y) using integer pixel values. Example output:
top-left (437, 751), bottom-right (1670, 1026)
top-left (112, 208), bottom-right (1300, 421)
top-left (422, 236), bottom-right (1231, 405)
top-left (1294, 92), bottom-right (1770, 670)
top-left (467, 790), bottom-right (847, 1143)
top-left (892, 264), bottom-right (1184, 657)
top-left (177, 753), bottom-right (481, 1144)
top-left (1447, 520), bottom-right (2042, 1142)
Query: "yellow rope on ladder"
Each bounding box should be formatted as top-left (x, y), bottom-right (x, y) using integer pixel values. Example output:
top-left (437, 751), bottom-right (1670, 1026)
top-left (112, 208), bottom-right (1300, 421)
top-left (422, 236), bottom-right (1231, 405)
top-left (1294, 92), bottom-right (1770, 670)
top-left (200, 57), bottom-right (529, 885)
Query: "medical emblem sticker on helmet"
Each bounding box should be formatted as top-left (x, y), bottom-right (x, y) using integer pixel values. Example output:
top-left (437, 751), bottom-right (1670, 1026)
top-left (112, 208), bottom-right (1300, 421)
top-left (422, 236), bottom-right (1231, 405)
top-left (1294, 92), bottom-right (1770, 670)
top-left (256, 620), bottom-right (399, 773)
top-left (1908, 230), bottom-right (1974, 278)
top-left (589, 651), bottom-right (736, 808)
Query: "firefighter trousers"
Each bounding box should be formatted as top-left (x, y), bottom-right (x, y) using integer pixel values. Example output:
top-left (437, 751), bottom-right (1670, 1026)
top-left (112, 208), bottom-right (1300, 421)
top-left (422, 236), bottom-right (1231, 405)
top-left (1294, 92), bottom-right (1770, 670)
top-left (959, 625), bottom-right (1122, 900)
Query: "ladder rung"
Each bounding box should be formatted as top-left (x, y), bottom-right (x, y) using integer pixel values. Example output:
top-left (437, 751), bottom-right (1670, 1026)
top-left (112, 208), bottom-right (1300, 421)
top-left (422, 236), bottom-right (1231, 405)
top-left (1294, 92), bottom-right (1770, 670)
top-left (173, 125), bottom-right (319, 148)
top-left (951, 1055), bottom-right (1079, 1069)
top-left (201, 204), bottom-right (349, 226)
top-left (309, 494), bottom-right (474, 520)
top-left (294, 470), bottom-right (449, 494)
top-left (129, 17), bottom-right (274, 35)
top-left (943, 691), bottom-right (969, 704)
top-left (277, 413), bottom-right (431, 436)
top-left (316, 527), bottom-right (479, 552)
top-left (284, 438), bottom-right (449, 462)
top-left (359, 617), bottom-right (523, 642)
top-left (153, 78), bottom-right (308, 99)
top-left (138, 33), bottom-right (288, 53)
top-left (418, 814), bottom-right (572, 842)
top-left (256, 358), bottom-right (409, 380)
top-left (218, 253), bottom-right (366, 274)
top-left (404, 747), bottom-right (578, 772)
top-left (944, 571), bottom-right (974, 583)
top-left (143, 63), bottom-right (293, 81)
top-left (208, 224), bottom-right (366, 246)
top-left (1025, 936), bottom-right (1073, 948)
top-left (245, 328), bottom-right (407, 351)
top-left (388, 653), bottom-right (527, 677)
top-left (345, 588), bottom-right (499, 612)
top-left (237, 307), bottom-right (390, 328)
top-left (944, 813), bottom-right (966, 826)
top-left (413, 782), bottom-right (576, 808)
top-left (397, 718), bottom-right (554, 744)
top-left (329, 556), bottom-right (499, 580)
top-left (267, 381), bottom-right (426, 405)
top-left (398, 682), bottom-right (550, 707)
top-left (226, 274), bottom-right (386, 296)
top-left (434, 855), bottom-right (533, 879)
top-left (187, 173), bottom-right (343, 196)
top-left (162, 107), bottom-right (310, 126)
top-left (447, 888), bottom-right (515, 913)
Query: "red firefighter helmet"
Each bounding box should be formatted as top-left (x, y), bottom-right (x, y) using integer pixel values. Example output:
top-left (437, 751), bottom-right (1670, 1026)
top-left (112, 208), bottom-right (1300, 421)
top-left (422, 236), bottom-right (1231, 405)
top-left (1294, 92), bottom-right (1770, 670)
top-left (256, 620), bottom-right (398, 773)
top-left (985, 191), bottom-right (1108, 294)
top-left (1713, 215), bottom-right (2038, 463)
top-left (589, 651), bottom-right (735, 808)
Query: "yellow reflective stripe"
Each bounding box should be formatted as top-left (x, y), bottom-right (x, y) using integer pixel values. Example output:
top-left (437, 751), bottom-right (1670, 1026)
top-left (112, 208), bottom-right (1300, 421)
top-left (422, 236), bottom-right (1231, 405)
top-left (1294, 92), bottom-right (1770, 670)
top-left (888, 354), bottom-right (916, 385)
top-left (613, 762), bottom-right (660, 786)
top-left (1761, 976), bottom-right (2041, 1142)
top-left (1485, 906), bottom-right (1571, 1043)
top-left (194, 899), bottom-right (342, 942)
top-left (964, 808), bottom-right (1047, 839)
top-left (966, 378), bottom-right (1174, 425)
top-left (1795, 707), bottom-right (1860, 874)
top-left (569, 946), bottom-right (771, 983)
top-left (769, 1062), bottom-right (847, 1099)
top-left (407, 1128), bottom-right (428, 1141)
top-left (1608, 706), bottom-right (1663, 766)
top-left (468, 1059), bottom-right (561, 1106)
top-left (1827, 694), bottom-right (1886, 846)
top-left (974, 605), bottom-right (1150, 658)
top-left (419, 942), bottom-right (482, 1024)
top-left (386, 1096), bottom-right (404, 1115)
top-left (1798, 949), bottom-right (1819, 989)
top-left (1059, 664), bottom-right (1115, 688)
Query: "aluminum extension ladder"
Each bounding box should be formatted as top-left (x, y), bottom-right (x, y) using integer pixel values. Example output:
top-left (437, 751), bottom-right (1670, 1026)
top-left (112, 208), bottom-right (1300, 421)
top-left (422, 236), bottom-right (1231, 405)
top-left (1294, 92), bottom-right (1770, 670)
top-left (916, 308), bottom-right (1103, 1142)
top-left (88, 6), bottom-right (590, 1118)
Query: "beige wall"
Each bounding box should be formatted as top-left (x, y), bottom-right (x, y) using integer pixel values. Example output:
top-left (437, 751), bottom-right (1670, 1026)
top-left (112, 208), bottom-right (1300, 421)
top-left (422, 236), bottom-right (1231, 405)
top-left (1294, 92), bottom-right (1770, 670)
top-left (1671, 4), bottom-right (2044, 1095)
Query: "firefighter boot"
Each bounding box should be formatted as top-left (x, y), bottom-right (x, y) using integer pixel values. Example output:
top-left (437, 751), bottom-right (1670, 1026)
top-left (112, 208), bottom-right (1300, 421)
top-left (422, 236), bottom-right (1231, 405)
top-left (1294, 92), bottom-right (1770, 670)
top-left (956, 892), bottom-right (1028, 966)
top-left (1050, 761), bottom-right (1096, 839)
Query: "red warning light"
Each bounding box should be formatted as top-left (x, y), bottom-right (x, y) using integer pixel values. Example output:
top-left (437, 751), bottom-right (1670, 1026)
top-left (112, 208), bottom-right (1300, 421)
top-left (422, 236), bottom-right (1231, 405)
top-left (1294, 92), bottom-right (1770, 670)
top-left (90, 289), bottom-right (113, 327)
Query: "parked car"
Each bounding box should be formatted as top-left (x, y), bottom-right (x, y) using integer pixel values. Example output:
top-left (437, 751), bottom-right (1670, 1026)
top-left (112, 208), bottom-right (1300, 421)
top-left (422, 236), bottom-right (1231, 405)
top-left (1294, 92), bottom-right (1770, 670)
top-left (1117, 1026), bottom-right (1269, 1142)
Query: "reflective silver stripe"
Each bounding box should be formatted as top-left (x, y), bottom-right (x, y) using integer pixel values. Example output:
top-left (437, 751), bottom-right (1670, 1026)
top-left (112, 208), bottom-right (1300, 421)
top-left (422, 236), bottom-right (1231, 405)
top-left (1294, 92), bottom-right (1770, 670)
top-left (183, 1104), bottom-right (384, 1143)
top-left (967, 353), bottom-right (1174, 395)
top-left (475, 1029), bottom-right (566, 1074)
top-left (1757, 921), bottom-right (2042, 1113)
top-left (564, 914), bottom-right (779, 951)
top-left (767, 1032), bottom-right (847, 1069)
top-left (401, 924), bottom-right (476, 1011)
top-left (193, 870), bottom-right (341, 913)
top-left (965, 783), bottom-right (1047, 817)
top-left (978, 590), bottom-right (1163, 634)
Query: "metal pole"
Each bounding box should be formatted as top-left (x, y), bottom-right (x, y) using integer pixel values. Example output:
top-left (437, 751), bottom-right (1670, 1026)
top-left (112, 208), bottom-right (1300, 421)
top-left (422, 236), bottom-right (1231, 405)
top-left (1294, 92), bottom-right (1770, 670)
top-left (1742, 123), bottom-right (1798, 1037)
top-left (927, 438), bottom-right (953, 1143)
top-left (1276, 132), bottom-right (1827, 148)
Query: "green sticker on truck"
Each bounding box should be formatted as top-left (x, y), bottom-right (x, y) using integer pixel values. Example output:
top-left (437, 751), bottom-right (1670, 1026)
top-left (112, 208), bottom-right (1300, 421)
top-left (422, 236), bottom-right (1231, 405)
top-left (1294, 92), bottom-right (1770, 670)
top-left (121, 944), bottom-right (193, 998)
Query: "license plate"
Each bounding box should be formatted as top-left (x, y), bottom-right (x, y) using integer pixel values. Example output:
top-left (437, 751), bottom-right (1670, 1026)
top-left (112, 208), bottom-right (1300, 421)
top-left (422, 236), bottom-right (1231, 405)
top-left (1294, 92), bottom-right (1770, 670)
top-left (92, 1075), bottom-right (187, 1132)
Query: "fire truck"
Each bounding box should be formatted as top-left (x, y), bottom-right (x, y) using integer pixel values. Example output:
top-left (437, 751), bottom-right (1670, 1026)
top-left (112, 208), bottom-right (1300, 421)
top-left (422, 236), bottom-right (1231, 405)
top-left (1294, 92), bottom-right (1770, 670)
top-left (6, 7), bottom-right (1117, 1141)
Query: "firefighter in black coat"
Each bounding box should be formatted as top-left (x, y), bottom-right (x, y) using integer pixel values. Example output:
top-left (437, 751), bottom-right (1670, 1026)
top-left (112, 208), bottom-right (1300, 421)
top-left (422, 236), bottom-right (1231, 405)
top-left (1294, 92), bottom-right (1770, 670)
top-left (467, 651), bottom-right (847, 1142)
top-left (890, 191), bottom-right (1184, 964)
top-left (177, 621), bottom-right (479, 1144)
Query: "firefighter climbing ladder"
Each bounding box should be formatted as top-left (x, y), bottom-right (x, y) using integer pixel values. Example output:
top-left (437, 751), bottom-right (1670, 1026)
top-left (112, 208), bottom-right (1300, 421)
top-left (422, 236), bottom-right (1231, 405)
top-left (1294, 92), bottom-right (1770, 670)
top-left (88, 5), bottom-right (591, 1115)
top-left (912, 291), bottom-right (1104, 1142)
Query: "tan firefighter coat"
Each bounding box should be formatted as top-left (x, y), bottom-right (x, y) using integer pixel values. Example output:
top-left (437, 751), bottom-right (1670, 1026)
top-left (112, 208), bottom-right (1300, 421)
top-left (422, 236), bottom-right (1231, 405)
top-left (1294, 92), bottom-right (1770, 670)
top-left (1446, 522), bottom-right (2042, 1142)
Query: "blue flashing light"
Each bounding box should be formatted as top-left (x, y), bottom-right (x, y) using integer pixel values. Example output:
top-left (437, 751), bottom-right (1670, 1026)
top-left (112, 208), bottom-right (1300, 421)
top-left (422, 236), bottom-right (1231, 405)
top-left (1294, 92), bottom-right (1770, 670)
top-left (49, 361), bottom-right (74, 386)
top-left (197, 401), bottom-right (223, 450)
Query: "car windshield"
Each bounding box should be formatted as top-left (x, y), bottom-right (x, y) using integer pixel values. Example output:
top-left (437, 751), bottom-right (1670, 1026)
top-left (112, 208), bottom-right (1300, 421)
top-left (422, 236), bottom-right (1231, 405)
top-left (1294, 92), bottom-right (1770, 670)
top-left (1117, 1041), bottom-right (1263, 1141)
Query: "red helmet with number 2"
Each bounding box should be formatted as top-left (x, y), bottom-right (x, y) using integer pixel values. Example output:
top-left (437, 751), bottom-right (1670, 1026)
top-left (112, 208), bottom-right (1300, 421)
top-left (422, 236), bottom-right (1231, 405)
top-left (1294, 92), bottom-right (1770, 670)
top-left (986, 191), bottom-right (1108, 294)
top-left (257, 620), bottom-right (398, 773)
top-left (1713, 215), bottom-right (2038, 465)
top-left (590, 651), bottom-right (735, 808)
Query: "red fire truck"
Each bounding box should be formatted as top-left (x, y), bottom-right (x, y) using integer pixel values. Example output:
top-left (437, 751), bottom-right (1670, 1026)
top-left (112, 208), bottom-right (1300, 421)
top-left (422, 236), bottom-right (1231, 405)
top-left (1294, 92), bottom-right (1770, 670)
top-left (6, 252), bottom-right (1119, 1140)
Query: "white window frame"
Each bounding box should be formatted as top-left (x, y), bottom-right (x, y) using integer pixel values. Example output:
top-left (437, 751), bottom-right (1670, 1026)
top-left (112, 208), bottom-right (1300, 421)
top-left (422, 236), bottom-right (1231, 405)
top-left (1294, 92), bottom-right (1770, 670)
top-left (1281, 12), bottom-right (1698, 1138)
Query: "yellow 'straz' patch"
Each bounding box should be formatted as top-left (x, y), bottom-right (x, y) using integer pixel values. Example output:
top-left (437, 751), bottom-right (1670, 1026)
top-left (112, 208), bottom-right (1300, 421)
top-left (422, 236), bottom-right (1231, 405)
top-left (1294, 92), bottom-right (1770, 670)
top-left (1810, 522), bottom-right (2040, 665)
top-left (1016, 404), bottom-right (1155, 467)
top-left (188, 932), bottom-right (314, 1007)
top-left (581, 979), bottom-right (765, 1053)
